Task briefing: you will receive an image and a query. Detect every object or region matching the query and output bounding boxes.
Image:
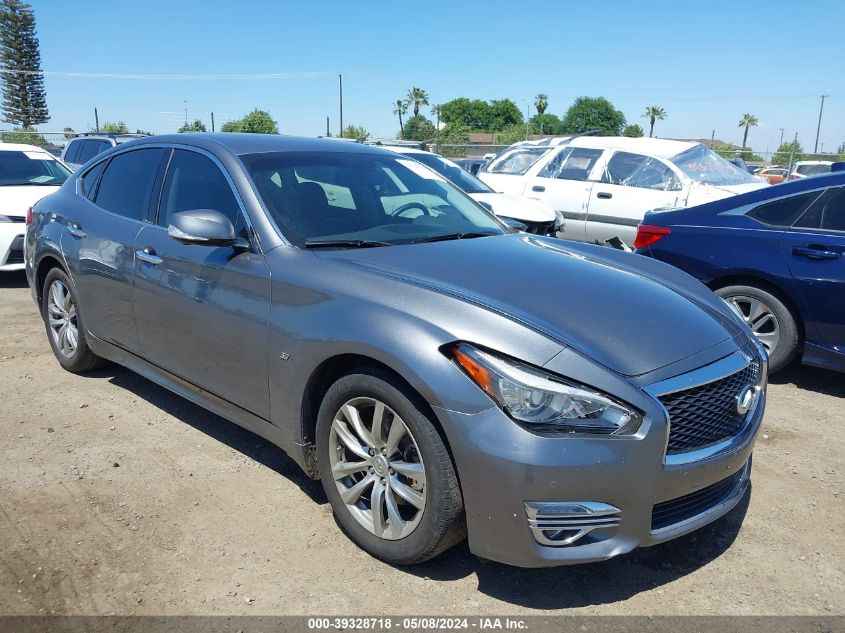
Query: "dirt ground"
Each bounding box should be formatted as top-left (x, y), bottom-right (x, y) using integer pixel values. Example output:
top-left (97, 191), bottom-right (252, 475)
top-left (0, 269), bottom-right (842, 617)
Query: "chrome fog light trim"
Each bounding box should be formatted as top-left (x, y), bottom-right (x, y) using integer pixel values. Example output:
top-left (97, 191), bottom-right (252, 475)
top-left (524, 501), bottom-right (621, 547)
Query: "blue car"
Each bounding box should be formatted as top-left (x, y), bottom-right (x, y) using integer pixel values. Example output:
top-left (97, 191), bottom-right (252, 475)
top-left (635, 172), bottom-right (845, 374)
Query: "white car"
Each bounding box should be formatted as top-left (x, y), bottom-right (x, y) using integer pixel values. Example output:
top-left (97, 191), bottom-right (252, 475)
top-left (381, 146), bottom-right (561, 235)
top-left (0, 143), bottom-right (73, 271)
top-left (479, 136), bottom-right (768, 245)
top-left (788, 161), bottom-right (834, 181)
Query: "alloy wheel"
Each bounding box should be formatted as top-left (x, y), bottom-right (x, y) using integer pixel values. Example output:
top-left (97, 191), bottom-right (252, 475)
top-left (724, 294), bottom-right (781, 354)
top-left (328, 397), bottom-right (426, 540)
top-left (47, 280), bottom-right (79, 358)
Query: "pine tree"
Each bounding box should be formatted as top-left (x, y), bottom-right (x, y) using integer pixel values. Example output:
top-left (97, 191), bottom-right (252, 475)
top-left (0, 0), bottom-right (49, 128)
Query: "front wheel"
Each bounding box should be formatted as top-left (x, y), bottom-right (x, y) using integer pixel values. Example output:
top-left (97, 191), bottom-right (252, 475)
top-left (716, 284), bottom-right (799, 373)
top-left (316, 369), bottom-right (465, 565)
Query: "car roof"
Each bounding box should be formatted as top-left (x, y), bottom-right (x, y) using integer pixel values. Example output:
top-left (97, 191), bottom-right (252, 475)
top-left (566, 136), bottom-right (697, 158)
top-left (122, 133), bottom-right (399, 157)
top-left (0, 142), bottom-right (54, 153)
top-left (793, 160), bottom-right (834, 166)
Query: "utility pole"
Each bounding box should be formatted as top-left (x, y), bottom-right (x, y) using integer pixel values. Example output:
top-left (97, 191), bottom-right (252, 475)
top-left (184, 100), bottom-right (188, 124)
top-left (94, 107), bottom-right (99, 133)
top-left (326, 116), bottom-right (330, 137)
top-left (820, 142), bottom-right (825, 153)
top-left (814, 94), bottom-right (828, 154)
top-left (711, 130), bottom-right (715, 142)
top-left (778, 128), bottom-right (784, 148)
top-left (338, 73), bottom-right (343, 136)
top-left (211, 112), bottom-right (215, 132)
top-left (524, 102), bottom-right (530, 141)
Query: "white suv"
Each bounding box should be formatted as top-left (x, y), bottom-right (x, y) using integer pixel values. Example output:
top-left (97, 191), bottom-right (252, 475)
top-left (479, 136), bottom-right (768, 245)
top-left (0, 143), bottom-right (72, 271)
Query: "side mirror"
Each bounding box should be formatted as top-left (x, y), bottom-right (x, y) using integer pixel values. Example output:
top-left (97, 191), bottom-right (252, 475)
top-left (168, 209), bottom-right (246, 248)
top-left (500, 217), bottom-right (528, 232)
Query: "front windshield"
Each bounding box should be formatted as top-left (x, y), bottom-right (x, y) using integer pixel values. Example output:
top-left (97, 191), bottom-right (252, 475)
top-left (671, 144), bottom-right (759, 186)
top-left (0, 150), bottom-right (72, 186)
top-left (240, 151), bottom-right (505, 248)
top-left (405, 152), bottom-right (493, 194)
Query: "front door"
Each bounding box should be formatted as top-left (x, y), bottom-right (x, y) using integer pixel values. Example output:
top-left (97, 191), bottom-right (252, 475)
top-left (132, 148), bottom-right (272, 418)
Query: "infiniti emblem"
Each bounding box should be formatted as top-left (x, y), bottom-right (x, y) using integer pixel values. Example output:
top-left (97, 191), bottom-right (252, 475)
top-left (736, 385), bottom-right (759, 415)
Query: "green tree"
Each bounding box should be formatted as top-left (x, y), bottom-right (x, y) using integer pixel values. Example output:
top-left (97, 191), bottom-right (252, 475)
top-left (623, 123), bottom-right (644, 138)
top-left (440, 97), bottom-right (491, 130)
top-left (529, 113), bottom-right (563, 135)
top-left (62, 126), bottom-right (74, 139)
top-left (100, 121), bottom-right (129, 134)
top-left (0, 125), bottom-right (45, 145)
top-left (494, 124), bottom-right (526, 146)
top-left (534, 93), bottom-right (548, 115)
top-left (177, 119), bottom-right (207, 133)
top-left (400, 114), bottom-right (435, 141)
top-left (392, 99), bottom-right (407, 135)
top-left (642, 105), bottom-right (666, 138)
top-left (340, 124), bottom-right (369, 140)
top-left (437, 123), bottom-right (470, 158)
top-left (738, 113), bottom-right (758, 149)
top-left (406, 86), bottom-right (429, 117)
top-left (488, 99), bottom-right (523, 131)
top-left (135, 128), bottom-right (151, 135)
top-left (771, 140), bottom-right (804, 167)
top-left (220, 119), bottom-right (242, 132)
top-left (240, 109), bottom-right (278, 134)
top-left (561, 97), bottom-right (626, 135)
top-left (0, 0), bottom-right (48, 128)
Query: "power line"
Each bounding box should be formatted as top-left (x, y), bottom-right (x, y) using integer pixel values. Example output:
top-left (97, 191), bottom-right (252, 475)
top-left (0, 69), bottom-right (333, 80)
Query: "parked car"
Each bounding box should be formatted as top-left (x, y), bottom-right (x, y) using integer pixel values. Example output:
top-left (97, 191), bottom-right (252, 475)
top-left (478, 137), bottom-right (768, 246)
top-left (61, 132), bottom-right (149, 171)
top-left (756, 166), bottom-right (788, 185)
top-left (635, 172), bottom-right (845, 373)
top-left (788, 161), bottom-right (834, 181)
top-left (382, 146), bottom-right (561, 235)
top-left (0, 143), bottom-right (72, 271)
top-left (452, 157), bottom-right (487, 175)
top-left (28, 134), bottom-right (767, 567)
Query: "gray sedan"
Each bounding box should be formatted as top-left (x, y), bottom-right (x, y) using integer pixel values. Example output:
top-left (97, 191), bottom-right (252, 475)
top-left (26, 134), bottom-right (767, 567)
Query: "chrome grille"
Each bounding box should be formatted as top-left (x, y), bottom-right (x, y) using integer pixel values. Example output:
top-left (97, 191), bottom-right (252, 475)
top-left (660, 360), bottom-right (760, 454)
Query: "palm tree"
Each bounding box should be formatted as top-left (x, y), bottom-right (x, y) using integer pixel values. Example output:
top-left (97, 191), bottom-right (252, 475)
top-left (738, 113), bottom-right (759, 149)
top-left (406, 87), bottom-right (429, 117)
top-left (642, 106), bottom-right (667, 138)
top-left (393, 99), bottom-right (408, 135)
top-left (534, 93), bottom-right (549, 115)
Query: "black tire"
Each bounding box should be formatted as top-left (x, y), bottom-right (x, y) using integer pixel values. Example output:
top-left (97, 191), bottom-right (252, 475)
top-left (316, 368), bottom-right (465, 565)
top-left (41, 267), bottom-right (107, 373)
top-left (715, 284), bottom-right (799, 373)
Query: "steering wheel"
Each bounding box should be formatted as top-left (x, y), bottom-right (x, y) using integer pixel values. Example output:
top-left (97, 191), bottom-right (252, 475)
top-left (390, 202), bottom-right (430, 218)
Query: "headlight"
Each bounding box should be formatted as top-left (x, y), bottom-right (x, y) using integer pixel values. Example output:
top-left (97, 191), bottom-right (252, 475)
top-left (554, 210), bottom-right (565, 231)
top-left (447, 344), bottom-right (642, 435)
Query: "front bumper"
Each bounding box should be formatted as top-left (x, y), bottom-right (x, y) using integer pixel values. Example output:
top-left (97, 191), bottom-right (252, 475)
top-left (434, 351), bottom-right (765, 567)
top-left (0, 222), bottom-right (25, 271)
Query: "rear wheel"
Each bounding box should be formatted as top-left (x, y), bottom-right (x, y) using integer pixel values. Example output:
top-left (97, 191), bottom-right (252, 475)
top-left (42, 267), bottom-right (106, 373)
top-left (716, 284), bottom-right (799, 373)
top-left (316, 369), bottom-right (465, 565)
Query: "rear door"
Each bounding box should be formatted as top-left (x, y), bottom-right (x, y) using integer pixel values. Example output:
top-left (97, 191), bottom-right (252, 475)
top-left (781, 187), bottom-right (845, 351)
top-left (524, 146), bottom-right (603, 241)
top-left (586, 151), bottom-right (684, 245)
top-left (62, 148), bottom-right (167, 353)
top-left (132, 148), bottom-right (272, 418)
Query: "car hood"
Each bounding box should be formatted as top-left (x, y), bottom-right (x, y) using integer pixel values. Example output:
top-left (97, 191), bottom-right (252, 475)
top-left (0, 185), bottom-right (61, 217)
top-left (470, 192), bottom-right (555, 222)
top-left (317, 234), bottom-right (744, 377)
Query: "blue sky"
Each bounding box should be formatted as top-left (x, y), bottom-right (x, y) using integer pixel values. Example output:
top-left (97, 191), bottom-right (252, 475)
top-left (30, 0), bottom-right (844, 155)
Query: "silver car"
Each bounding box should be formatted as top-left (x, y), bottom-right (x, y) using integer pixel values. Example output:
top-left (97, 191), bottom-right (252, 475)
top-left (26, 134), bottom-right (767, 567)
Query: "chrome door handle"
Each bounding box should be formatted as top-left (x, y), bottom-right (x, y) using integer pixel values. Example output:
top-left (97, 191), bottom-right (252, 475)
top-left (136, 249), bottom-right (162, 265)
top-left (67, 224), bottom-right (86, 238)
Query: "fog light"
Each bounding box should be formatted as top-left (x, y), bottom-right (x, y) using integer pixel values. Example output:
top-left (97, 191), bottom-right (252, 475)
top-left (524, 501), bottom-right (621, 547)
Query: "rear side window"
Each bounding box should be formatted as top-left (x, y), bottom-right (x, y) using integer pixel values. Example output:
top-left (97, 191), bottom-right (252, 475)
top-left (747, 191), bottom-right (820, 227)
top-left (821, 188), bottom-right (845, 231)
top-left (95, 149), bottom-right (165, 221)
top-left (64, 140), bottom-right (82, 164)
top-left (157, 150), bottom-right (242, 230)
top-left (79, 160), bottom-right (107, 199)
top-left (601, 152), bottom-right (681, 190)
top-left (76, 140), bottom-right (100, 165)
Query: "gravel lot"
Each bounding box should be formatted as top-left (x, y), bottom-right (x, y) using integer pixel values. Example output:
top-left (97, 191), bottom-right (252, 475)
top-left (1, 269), bottom-right (842, 616)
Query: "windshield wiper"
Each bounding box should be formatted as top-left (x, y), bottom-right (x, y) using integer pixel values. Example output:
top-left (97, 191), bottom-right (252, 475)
top-left (304, 238), bottom-right (392, 249)
top-left (412, 231), bottom-right (500, 244)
